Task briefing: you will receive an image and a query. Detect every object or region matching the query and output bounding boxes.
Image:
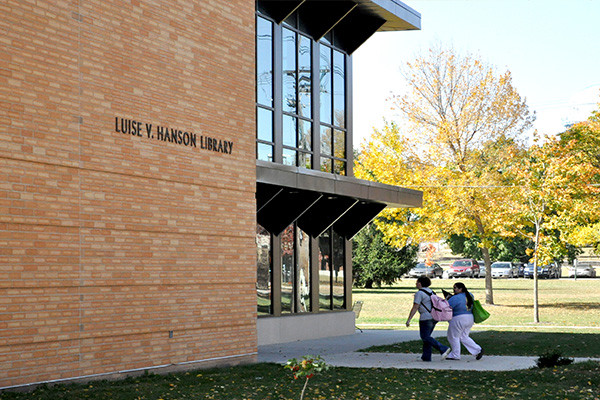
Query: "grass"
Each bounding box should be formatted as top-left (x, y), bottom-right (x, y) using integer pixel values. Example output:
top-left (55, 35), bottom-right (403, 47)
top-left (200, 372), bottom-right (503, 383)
top-left (3, 279), bottom-right (600, 399)
top-left (363, 330), bottom-right (600, 357)
top-left (1, 361), bottom-right (599, 400)
top-left (354, 278), bottom-right (600, 331)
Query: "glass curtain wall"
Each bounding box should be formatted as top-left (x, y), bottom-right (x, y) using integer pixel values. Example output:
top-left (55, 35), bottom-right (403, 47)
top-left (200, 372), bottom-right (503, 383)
top-left (255, 7), bottom-right (349, 316)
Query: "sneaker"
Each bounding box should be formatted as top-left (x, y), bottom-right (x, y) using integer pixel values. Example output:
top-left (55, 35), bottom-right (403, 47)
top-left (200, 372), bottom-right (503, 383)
top-left (476, 349), bottom-right (484, 360)
top-left (445, 357), bottom-right (459, 360)
top-left (441, 348), bottom-right (451, 360)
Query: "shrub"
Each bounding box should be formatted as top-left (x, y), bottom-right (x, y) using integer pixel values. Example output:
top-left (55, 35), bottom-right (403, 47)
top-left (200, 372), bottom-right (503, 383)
top-left (536, 350), bottom-right (574, 368)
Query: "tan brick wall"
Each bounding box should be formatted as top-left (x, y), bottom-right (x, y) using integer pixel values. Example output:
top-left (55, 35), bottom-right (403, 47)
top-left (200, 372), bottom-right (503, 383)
top-left (0, 0), bottom-right (257, 388)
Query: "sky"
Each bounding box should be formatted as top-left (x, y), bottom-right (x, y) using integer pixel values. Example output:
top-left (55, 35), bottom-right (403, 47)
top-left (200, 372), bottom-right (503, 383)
top-left (352, 0), bottom-right (600, 146)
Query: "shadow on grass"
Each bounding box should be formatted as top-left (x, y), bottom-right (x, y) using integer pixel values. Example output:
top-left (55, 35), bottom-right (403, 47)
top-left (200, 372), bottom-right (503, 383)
top-left (499, 302), bottom-right (600, 310)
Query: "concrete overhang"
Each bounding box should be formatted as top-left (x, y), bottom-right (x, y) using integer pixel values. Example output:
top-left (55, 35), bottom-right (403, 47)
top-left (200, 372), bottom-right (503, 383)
top-left (256, 161), bottom-right (422, 238)
top-left (257, 0), bottom-right (421, 54)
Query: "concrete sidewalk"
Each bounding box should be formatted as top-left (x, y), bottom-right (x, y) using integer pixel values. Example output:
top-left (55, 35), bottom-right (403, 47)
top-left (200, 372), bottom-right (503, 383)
top-left (258, 329), bottom-right (593, 371)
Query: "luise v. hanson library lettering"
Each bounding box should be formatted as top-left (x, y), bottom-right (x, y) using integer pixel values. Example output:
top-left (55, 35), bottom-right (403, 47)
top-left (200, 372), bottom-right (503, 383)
top-left (115, 117), bottom-right (234, 154)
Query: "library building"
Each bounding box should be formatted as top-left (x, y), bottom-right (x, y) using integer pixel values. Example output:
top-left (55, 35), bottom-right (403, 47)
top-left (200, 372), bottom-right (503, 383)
top-left (1, 0), bottom-right (422, 389)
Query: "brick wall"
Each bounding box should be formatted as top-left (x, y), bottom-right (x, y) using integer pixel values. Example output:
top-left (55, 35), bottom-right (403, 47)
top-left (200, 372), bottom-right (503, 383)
top-left (0, 0), bottom-right (257, 388)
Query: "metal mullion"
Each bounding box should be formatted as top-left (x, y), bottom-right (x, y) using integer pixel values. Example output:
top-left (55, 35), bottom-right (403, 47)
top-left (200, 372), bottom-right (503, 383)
top-left (273, 22), bottom-right (283, 163)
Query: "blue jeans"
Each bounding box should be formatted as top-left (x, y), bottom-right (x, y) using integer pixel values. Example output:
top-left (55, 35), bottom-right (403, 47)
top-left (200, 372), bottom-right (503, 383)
top-left (419, 319), bottom-right (449, 361)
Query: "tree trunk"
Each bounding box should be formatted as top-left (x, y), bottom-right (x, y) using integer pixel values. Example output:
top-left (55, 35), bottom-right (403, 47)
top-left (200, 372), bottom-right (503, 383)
top-left (533, 222), bottom-right (541, 323)
top-left (482, 246), bottom-right (494, 305)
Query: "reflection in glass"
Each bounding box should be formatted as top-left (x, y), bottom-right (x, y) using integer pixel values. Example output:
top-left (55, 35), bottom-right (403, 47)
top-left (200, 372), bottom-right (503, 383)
top-left (333, 129), bottom-right (345, 159)
top-left (333, 50), bottom-right (345, 128)
top-left (256, 17), bottom-right (273, 107)
top-left (332, 230), bottom-right (345, 309)
top-left (283, 114), bottom-right (296, 147)
top-left (281, 224), bottom-right (294, 314)
top-left (318, 231), bottom-right (332, 311)
top-left (282, 28), bottom-right (297, 114)
top-left (257, 107), bottom-right (273, 142)
top-left (320, 125), bottom-right (332, 156)
top-left (298, 34), bottom-right (311, 119)
top-left (319, 45), bottom-right (332, 124)
top-left (257, 143), bottom-right (273, 162)
top-left (320, 157), bottom-right (332, 173)
top-left (298, 119), bottom-right (311, 151)
top-left (283, 148), bottom-right (296, 166)
top-left (297, 226), bottom-right (311, 313)
top-left (256, 224), bottom-right (272, 315)
top-left (334, 160), bottom-right (346, 176)
top-left (299, 152), bottom-right (312, 169)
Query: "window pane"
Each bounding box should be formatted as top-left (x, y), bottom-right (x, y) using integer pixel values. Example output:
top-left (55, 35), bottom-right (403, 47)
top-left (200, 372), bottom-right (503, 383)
top-left (283, 148), bottom-right (296, 166)
top-left (298, 34), bottom-right (311, 119)
top-left (297, 227), bottom-right (310, 313)
top-left (318, 231), bottom-right (332, 311)
top-left (298, 118), bottom-right (311, 151)
top-left (320, 125), bottom-right (332, 156)
top-left (257, 143), bottom-right (273, 162)
top-left (282, 28), bottom-right (297, 114)
top-left (319, 45), bottom-right (332, 124)
top-left (332, 230), bottom-right (345, 310)
top-left (320, 157), bottom-right (332, 173)
top-left (257, 107), bottom-right (273, 142)
top-left (257, 224), bottom-right (272, 315)
top-left (299, 152), bottom-right (312, 169)
top-left (281, 225), bottom-right (295, 314)
top-left (334, 160), bottom-right (346, 176)
top-left (333, 50), bottom-right (345, 128)
top-left (333, 128), bottom-right (345, 159)
top-left (256, 17), bottom-right (273, 107)
top-left (283, 114), bottom-right (296, 146)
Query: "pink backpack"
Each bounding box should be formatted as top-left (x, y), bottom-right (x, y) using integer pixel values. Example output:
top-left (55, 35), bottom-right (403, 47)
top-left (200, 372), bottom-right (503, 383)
top-left (420, 289), bottom-right (453, 322)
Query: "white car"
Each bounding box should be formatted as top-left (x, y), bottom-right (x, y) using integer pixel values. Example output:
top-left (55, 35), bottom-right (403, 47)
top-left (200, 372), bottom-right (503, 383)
top-left (568, 265), bottom-right (597, 278)
top-left (491, 262), bottom-right (517, 278)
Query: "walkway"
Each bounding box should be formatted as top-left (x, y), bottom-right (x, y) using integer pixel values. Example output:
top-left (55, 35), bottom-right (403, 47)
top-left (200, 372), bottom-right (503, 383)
top-left (258, 329), bottom-right (595, 371)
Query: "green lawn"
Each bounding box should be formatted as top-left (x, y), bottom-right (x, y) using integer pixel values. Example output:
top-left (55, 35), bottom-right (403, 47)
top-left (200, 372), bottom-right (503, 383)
top-left (1, 361), bottom-right (598, 400)
top-left (354, 278), bottom-right (600, 331)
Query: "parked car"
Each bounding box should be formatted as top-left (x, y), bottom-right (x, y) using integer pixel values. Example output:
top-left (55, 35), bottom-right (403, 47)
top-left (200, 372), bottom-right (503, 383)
top-left (407, 262), bottom-right (444, 279)
top-left (515, 262), bottom-right (526, 278)
top-left (478, 261), bottom-right (487, 278)
top-left (448, 259), bottom-right (480, 278)
top-left (523, 263), bottom-right (559, 279)
top-left (568, 264), bottom-right (597, 278)
top-left (491, 262), bottom-right (517, 278)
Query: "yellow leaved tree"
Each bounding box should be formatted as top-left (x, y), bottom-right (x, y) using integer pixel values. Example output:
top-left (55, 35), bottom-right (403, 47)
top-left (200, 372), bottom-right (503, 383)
top-left (355, 44), bottom-right (534, 304)
top-left (503, 107), bottom-right (600, 322)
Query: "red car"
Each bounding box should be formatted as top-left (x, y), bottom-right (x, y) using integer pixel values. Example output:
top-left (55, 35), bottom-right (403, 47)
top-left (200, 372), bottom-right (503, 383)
top-left (448, 259), bottom-right (481, 278)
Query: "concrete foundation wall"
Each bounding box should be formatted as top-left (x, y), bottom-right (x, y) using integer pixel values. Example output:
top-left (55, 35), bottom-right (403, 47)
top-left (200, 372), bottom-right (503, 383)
top-left (257, 312), bottom-right (356, 346)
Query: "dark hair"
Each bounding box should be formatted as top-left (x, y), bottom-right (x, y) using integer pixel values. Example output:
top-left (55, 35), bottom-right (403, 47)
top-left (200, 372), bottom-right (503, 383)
top-left (417, 276), bottom-right (431, 287)
top-left (453, 282), bottom-right (473, 309)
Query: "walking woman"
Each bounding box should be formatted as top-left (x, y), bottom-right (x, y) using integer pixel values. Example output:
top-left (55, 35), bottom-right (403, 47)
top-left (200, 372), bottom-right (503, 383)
top-left (405, 277), bottom-right (451, 362)
top-left (445, 282), bottom-right (484, 360)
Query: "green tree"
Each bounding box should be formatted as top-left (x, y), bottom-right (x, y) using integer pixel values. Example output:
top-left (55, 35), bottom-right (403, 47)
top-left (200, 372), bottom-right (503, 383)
top-left (352, 222), bottom-right (417, 288)
top-left (446, 234), bottom-right (532, 263)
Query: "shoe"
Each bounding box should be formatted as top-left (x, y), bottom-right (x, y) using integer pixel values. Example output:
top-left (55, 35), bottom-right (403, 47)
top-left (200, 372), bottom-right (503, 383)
top-left (441, 348), bottom-right (451, 360)
top-left (445, 357), bottom-right (459, 360)
top-left (476, 349), bottom-right (484, 360)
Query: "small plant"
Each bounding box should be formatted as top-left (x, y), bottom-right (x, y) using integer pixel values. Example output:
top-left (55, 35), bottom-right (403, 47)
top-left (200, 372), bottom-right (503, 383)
top-left (536, 350), bottom-right (574, 368)
top-left (285, 355), bottom-right (329, 400)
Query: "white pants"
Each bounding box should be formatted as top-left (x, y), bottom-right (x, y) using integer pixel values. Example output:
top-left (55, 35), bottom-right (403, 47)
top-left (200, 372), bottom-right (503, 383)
top-left (447, 313), bottom-right (481, 359)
